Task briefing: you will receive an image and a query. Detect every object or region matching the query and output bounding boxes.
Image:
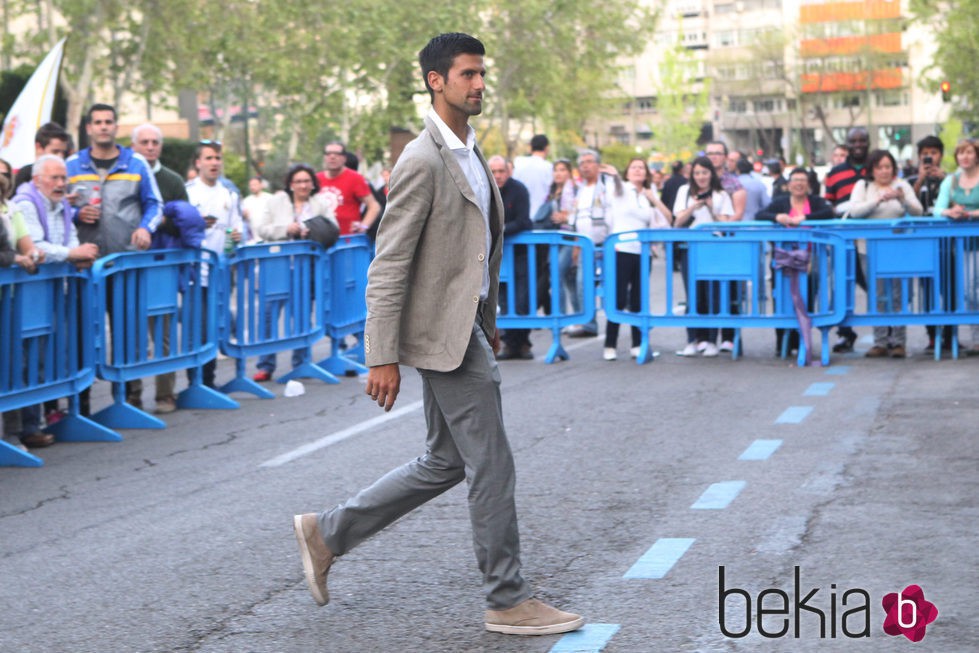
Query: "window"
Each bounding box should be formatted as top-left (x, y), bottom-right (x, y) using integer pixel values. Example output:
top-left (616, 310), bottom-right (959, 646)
top-left (753, 98), bottom-right (776, 113)
top-left (729, 98), bottom-right (748, 113)
top-left (715, 31), bottom-right (736, 47)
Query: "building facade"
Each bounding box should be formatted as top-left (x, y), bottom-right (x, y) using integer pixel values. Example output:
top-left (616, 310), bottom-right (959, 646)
top-left (602, 0), bottom-right (949, 165)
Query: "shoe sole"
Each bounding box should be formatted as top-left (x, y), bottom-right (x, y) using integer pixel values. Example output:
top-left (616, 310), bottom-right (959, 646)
top-left (485, 616), bottom-right (585, 636)
top-left (293, 515), bottom-right (328, 606)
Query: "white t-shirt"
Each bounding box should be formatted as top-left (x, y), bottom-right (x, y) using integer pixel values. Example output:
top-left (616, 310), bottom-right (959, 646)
top-left (513, 154), bottom-right (553, 217)
top-left (672, 185), bottom-right (734, 228)
top-left (572, 177), bottom-right (614, 244)
top-left (186, 178), bottom-right (243, 286)
top-left (609, 185), bottom-right (659, 254)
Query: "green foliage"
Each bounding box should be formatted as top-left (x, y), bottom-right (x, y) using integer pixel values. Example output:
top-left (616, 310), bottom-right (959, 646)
top-left (911, 0), bottom-right (979, 118)
top-left (655, 45), bottom-right (710, 161)
top-left (939, 118), bottom-right (965, 172)
top-left (4, 0), bottom-right (659, 170)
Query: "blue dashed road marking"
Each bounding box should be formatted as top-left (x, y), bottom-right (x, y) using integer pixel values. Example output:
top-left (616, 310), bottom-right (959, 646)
top-left (804, 382), bottom-right (835, 396)
top-left (691, 480), bottom-right (746, 509)
top-left (549, 623), bottom-right (621, 652)
top-left (624, 538), bottom-right (696, 579)
top-left (776, 406), bottom-right (813, 423)
top-left (738, 439), bottom-right (783, 460)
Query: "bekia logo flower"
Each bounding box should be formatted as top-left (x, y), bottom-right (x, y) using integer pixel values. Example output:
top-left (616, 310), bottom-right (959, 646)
top-left (882, 585), bottom-right (938, 642)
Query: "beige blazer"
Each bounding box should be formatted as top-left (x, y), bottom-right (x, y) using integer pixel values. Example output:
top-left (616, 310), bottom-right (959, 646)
top-left (363, 116), bottom-right (504, 372)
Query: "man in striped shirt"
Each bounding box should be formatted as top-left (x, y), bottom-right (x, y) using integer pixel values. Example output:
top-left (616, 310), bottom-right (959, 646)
top-left (824, 127), bottom-right (870, 352)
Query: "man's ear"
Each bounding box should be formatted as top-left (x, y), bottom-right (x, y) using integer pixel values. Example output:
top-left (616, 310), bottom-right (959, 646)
top-left (427, 70), bottom-right (443, 94)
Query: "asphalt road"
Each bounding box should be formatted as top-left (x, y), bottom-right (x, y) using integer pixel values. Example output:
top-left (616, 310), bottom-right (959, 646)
top-left (1, 324), bottom-right (976, 653)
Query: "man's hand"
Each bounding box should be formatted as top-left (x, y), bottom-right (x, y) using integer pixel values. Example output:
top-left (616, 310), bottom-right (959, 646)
top-left (69, 243), bottom-right (99, 266)
top-left (77, 205), bottom-right (101, 224)
top-left (14, 254), bottom-right (37, 273)
top-left (231, 229), bottom-right (242, 243)
top-left (365, 363), bottom-right (401, 412)
top-left (131, 227), bottom-right (151, 250)
top-left (492, 328), bottom-right (501, 354)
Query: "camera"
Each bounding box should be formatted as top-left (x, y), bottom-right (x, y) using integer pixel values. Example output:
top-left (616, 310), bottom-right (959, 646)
top-left (923, 156), bottom-right (934, 165)
top-left (696, 191), bottom-right (711, 200)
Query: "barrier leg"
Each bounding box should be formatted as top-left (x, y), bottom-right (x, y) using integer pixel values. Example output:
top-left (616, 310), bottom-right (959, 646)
top-left (633, 330), bottom-right (654, 365)
top-left (0, 440), bottom-right (43, 467)
top-left (178, 366), bottom-right (240, 410)
top-left (47, 394), bottom-right (123, 443)
top-left (276, 360), bottom-right (339, 385)
top-left (219, 358), bottom-right (275, 399)
top-left (731, 329), bottom-right (743, 361)
top-left (820, 327), bottom-right (831, 367)
top-left (316, 338), bottom-right (369, 377)
top-left (90, 382), bottom-right (166, 429)
top-left (543, 327), bottom-right (570, 364)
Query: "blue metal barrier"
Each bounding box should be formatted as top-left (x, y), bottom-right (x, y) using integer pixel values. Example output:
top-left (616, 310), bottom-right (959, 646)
top-left (604, 228), bottom-right (848, 366)
top-left (812, 219), bottom-right (979, 359)
top-left (317, 234), bottom-right (371, 377)
top-left (89, 249), bottom-right (237, 429)
top-left (498, 231), bottom-right (596, 363)
top-left (0, 263), bottom-right (119, 467)
top-left (218, 241), bottom-right (334, 398)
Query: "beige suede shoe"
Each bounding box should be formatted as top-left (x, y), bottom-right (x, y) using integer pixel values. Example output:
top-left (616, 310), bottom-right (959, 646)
top-left (484, 598), bottom-right (584, 635)
top-left (293, 513), bottom-right (335, 606)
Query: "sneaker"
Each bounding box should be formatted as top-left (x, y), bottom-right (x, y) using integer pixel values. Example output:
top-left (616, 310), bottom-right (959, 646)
top-left (253, 370), bottom-right (272, 382)
top-left (865, 345), bottom-right (888, 358)
top-left (832, 332), bottom-right (857, 353)
top-left (676, 343), bottom-right (698, 357)
top-left (603, 348), bottom-right (617, 361)
top-left (696, 341), bottom-right (708, 353)
top-left (293, 514), bottom-right (335, 606)
top-left (630, 346), bottom-right (640, 359)
top-left (126, 395), bottom-right (143, 410)
top-left (154, 397), bottom-right (177, 414)
top-left (889, 345), bottom-right (906, 358)
top-left (564, 325), bottom-right (598, 338)
top-left (484, 598), bottom-right (584, 636)
top-left (719, 341), bottom-right (734, 353)
top-left (702, 342), bottom-right (720, 357)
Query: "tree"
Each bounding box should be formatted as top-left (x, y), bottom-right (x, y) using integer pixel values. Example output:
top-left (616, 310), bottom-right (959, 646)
top-left (911, 0), bottom-right (979, 119)
top-left (655, 44), bottom-right (710, 161)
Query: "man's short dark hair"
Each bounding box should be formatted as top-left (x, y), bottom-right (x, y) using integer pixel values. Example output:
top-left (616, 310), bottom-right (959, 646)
top-left (419, 33), bottom-right (485, 101)
top-left (916, 135), bottom-right (944, 157)
top-left (736, 157), bottom-right (753, 175)
top-left (35, 122), bottom-right (69, 149)
top-left (707, 140), bottom-right (729, 155)
top-left (530, 134), bottom-right (549, 152)
top-left (194, 139), bottom-right (222, 160)
top-left (671, 160), bottom-right (684, 174)
top-left (86, 103), bottom-right (117, 122)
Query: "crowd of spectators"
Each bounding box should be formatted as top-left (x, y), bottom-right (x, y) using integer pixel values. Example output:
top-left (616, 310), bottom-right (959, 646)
top-left (2, 108), bottom-right (978, 451)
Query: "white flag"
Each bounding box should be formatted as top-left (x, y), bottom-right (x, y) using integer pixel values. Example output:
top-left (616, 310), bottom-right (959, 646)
top-left (0, 38), bottom-right (66, 171)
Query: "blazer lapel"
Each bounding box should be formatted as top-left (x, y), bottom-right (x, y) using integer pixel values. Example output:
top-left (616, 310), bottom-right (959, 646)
top-left (425, 116), bottom-right (481, 209)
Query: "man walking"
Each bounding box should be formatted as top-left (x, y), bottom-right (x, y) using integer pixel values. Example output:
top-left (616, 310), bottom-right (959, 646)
top-left (292, 32), bottom-right (583, 636)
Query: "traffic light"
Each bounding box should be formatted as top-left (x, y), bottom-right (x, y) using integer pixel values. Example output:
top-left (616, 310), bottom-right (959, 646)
top-left (941, 80), bottom-right (951, 102)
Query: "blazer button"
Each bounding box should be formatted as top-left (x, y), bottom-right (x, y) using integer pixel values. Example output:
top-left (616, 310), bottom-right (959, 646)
top-left (477, 253), bottom-right (485, 262)
top-left (472, 295), bottom-right (479, 303)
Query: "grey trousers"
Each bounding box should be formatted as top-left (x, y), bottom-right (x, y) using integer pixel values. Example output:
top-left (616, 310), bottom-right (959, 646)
top-left (318, 322), bottom-right (531, 610)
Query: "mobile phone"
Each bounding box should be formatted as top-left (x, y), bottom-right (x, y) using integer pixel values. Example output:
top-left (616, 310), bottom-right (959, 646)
top-left (923, 156), bottom-right (934, 165)
top-left (696, 191), bottom-right (711, 200)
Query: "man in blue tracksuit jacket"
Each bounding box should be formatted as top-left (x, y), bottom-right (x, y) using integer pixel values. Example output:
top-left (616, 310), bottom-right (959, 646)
top-left (66, 103), bottom-right (163, 256)
top-left (66, 103), bottom-right (164, 412)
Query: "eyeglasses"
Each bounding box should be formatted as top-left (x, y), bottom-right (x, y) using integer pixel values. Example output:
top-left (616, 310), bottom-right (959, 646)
top-left (705, 150), bottom-right (725, 156)
top-left (324, 150), bottom-right (344, 156)
top-left (291, 178), bottom-right (314, 185)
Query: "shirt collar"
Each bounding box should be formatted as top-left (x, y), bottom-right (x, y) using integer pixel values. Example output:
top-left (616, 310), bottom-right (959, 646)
top-left (428, 107), bottom-right (475, 152)
top-left (150, 160), bottom-right (161, 173)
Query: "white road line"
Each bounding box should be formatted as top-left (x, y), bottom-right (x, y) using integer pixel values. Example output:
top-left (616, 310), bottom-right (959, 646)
top-left (259, 400), bottom-right (424, 468)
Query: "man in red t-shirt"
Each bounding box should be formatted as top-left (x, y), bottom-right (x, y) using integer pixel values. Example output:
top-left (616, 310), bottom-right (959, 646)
top-left (316, 141), bottom-right (381, 235)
